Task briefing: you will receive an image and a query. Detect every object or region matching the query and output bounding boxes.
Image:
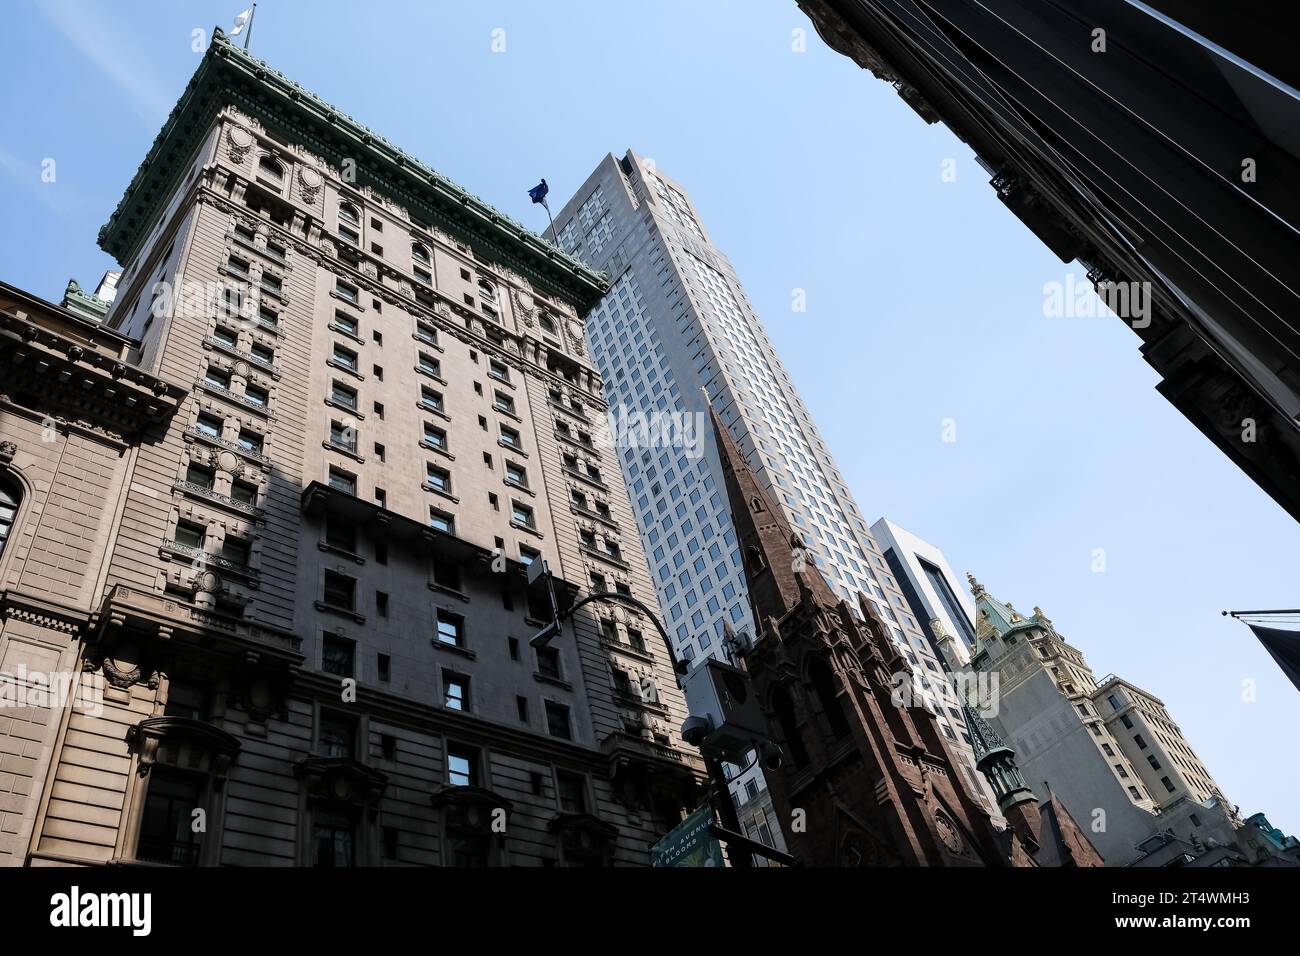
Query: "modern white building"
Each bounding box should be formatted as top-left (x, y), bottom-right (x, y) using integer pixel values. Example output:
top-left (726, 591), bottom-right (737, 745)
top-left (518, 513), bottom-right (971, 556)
top-left (554, 153), bottom-right (993, 815)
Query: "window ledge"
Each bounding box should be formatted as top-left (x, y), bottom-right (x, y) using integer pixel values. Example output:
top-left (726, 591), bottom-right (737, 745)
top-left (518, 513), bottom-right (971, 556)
top-left (429, 582), bottom-right (470, 603)
top-left (534, 673), bottom-right (573, 692)
top-left (504, 478), bottom-right (534, 498)
top-left (510, 520), bottom-right (543, 539)
top-left (323, 441), bottom-right (365, 463)
top-left (498, 440), bottom-right (526, 458)
top-left (419, 441), bottom-right (455, 461)
top-left (324, 398), bottom-right (364, 420)
top-left (315, 601), bottom-right (365, 624)
top-left (417, 402), bottom-right (451, 422)
top-left (424, 485), bottom-right (460, 505)
top-left (319, 541), bottom-right (365, 565)
top-left (431, 640), bottom-right (477, 661)
top-left (327, 359), bottom-right (365, 382)
top-left (329, 323), bottom-right (365, 344)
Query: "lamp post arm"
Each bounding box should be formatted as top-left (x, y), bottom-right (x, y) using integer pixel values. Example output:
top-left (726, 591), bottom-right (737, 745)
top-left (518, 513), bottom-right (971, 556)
top-left (558, 591), bottom-right (687, 685)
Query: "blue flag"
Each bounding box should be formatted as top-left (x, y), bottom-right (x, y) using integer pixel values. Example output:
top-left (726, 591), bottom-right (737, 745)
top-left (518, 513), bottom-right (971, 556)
top-left (528, 179), bottom-right (549, 204)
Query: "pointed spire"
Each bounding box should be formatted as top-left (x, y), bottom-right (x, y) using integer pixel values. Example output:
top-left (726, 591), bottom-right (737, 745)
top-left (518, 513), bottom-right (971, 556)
top-left (961, 702), bottom-right (1037, 814)
top-left (706, 401), bottom-right (838, 620)
top-left (966, 571), bottom-right (985, 598)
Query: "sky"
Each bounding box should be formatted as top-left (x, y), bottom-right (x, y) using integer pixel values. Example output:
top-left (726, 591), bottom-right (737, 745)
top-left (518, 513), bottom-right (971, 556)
top-left (2, 1), bottom-right (1297, 835)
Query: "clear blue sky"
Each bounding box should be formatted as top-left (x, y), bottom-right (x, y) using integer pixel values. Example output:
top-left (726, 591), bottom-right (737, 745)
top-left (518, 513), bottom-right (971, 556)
top-left (4, 0), bottom-right (1297, 834)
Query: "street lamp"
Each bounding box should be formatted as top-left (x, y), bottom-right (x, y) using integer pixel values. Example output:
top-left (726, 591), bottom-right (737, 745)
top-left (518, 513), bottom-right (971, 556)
top-left (527, 559), bottom-right (793, 867)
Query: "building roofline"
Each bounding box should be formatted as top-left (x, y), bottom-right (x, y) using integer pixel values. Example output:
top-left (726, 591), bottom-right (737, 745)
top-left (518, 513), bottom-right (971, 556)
top-left (0, 278), bottom-right (138, 347)
top-left (97, 28), bottom-right (608, 311)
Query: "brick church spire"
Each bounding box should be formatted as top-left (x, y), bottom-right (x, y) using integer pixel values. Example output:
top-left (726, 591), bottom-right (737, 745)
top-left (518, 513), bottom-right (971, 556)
top-left (706, 401), bottom-right (839, 622)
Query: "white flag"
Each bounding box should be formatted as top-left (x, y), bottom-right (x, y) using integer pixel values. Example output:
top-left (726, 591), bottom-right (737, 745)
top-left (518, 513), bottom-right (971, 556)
top-left (231, 8), bottom-right (252, 36)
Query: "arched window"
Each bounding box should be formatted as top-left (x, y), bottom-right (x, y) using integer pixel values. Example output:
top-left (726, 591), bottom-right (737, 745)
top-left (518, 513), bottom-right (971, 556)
top-left (809, 656), bottom-right (851, 739)
top-left (478, 278), bottom-right (496, 301)
top-left (339, 203), bottom-right (359, 226)
top-left (257, 156), bottom-right (284, 185)
top-left (538, 314), bottom-right (556, 334)
top-left (411, 243), bottom-right (430, 265)
top-left (0, 476), bottom-right (20, 561)
top-left (746, 545), bottom-right (766, 575)
top-left (771, 686), bottom-right (809, 768)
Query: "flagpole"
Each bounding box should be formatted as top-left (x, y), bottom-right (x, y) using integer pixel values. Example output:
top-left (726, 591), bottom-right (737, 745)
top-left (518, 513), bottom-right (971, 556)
top-left (541, 197), bottom-right (558, 244)
top-left (243, 3), bottom-right (257, 51)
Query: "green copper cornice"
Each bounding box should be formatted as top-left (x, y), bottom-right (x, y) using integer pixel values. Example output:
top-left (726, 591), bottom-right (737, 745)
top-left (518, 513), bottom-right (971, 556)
top-left (98, 28), bottom-right (607, 310)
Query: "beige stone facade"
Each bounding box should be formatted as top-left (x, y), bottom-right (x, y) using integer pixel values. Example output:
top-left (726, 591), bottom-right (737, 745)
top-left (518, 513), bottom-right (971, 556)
top-left (0, 32), bottom-right (702, 867)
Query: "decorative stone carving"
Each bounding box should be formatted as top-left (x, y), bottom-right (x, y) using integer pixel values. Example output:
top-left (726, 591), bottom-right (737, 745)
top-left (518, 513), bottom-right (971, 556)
top-left (0, 440), bottom-right (14, 463)
top-left (512, 289), bottom-right (536, 327)
top-left (298, 166), bottom-right (322, 204)
top-left (227, 125), bottom-right (254, 165)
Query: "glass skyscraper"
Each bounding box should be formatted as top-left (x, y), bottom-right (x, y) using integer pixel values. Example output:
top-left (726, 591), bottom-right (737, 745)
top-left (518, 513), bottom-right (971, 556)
top-left (556, 152), bottom-right (995, 814)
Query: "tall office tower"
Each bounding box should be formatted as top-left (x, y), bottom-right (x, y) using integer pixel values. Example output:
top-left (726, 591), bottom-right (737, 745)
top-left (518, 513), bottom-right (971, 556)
top-left (964, 574), bottom-right (1244, 864)
top-left (872, 518), bottom-right (977, 671)
top-left (554, 152), bottom-right (993, 819)
top-left (0, 30), bottom-right (703, 868)
top-left (798, 0), bottom-right (1300, 524)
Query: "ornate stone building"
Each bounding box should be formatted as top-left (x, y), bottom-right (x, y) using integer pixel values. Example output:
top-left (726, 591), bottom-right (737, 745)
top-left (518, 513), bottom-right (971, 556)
top-left (0, 28), bottom-right (702, 867)
top-left (709, 406), bottom-right (1099, 866)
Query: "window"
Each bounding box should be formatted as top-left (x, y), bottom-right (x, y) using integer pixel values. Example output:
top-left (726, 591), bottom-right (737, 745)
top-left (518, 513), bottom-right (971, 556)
top-left (414, 266), bottom-right (432, 286)
top-left (488, 359), bottom-right (509, 382)
top-left (1147, 754), bottom-right (1162, 770)
top-left (260, 273), bottom-right (282, 297)
top-left (204, 367), bottom-right (231, 390)
top-left (244, 384), bottom-right (269, 408)
top-left (418, 353), bottom-right (441, 376)
top-left (446, 748), bottom-right (477, 788)
top-left (416, 321), bottom-right (438, 345)
top-left (605, 540), bottom-right (622, 561)
top-left (626, 628), bottom-right (646, 652)
top-left (423, 423), bottom-right (447, 450)
top-left (332, 344), bottom-right (358, 371)
top-left (2, 478), bottom-right (24, 557)
top-left (436, 609), bottom-right (464, 647)
top-left (250, 342), bottom-right (274, 365)
top-left (411, 242), bottom-right (430, 264)
top-left (331, 381), bottom-right (358, 410)
top-left (185, 464), bottom-right (214, 489)
top-left (230, 481), bottom-right (257, 505)
top-left (545, 702), bottom-right (572, 740)
top-left (511, 501), bottom-right (534, 528)
top-left (443, 673), bottom-right (468, 711)
top-left (580, 529), bottom-right (596, 550)
top-left (518, 545), bottom-right (540, 566)
top-left (221, 536), bottom-right (251, 566)
top-left (237, 430), bottom-right (263, 455)
top-left (426, 464), bottom-right (451, 494)
top-left (321, 633), bottom-right (355, 677)
top-left (257, 156), bottom-right (284, 185)
top-left (213, 325), bottom-right (238, 347)
top-left (556, 773), bottom-right (586, 814)
top-left (1134, 733), bottom-right (1148, 749)
top-left (499, 425), bottom-right (521, 449)
top-left (433, 559), bottom-right (461, 591)
top-left (493, 391), bottom-right (515, 415)
top-left (173, 520), bottom-right (206, 550)
top-left (194, 414), bottom-right (222, 438)
top-left (136, 767), bottom-right (204, 866)
top-left (1161, 776), bottom-right (1176, 793)
top-left (335, 280), bottom-right (359, 304)
top-left (329, 420), bottom-right (356, 453)
top-left (420, 386), bottom-right (443, 412)
top-left (323, 571), bottom-right (355, 612)
top-left (325, 517), bottom-right (357, 553)
top-left (339, 203), bottom-right (359, 226)
top-left (429, 509), bottom-right (454, 533)
top-left (505, 463), bottom-right (528, 488)
top-left (536, 646), bottom-right (561, 680)
top-left (313, 814), bottom-right (355, 868)
top-left (226, 255), bottom-right (249, 278)
top-left (328, 466), bottom-right (356, 495)
top-left (339, 224), bottom-right (360, 246)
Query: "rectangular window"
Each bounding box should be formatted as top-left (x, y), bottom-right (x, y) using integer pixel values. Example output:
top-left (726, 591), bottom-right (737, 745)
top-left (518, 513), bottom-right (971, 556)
top-left (321, 634), bottom-right (355, 677)
top-left (493, 392), bottom-right (515, 415)
top-left (488, 359), bottom-right (509, 382)
top-left (174, 520), bottom-right (206, 550)
top-left (429, 509), bottom-right (454, 534)
top-left (536, 646), bottom-right (561, 680)
top-left (416, 321), bottom-right (438, 344)
top-left (323, 571), bottom-right (356, 611)
top-left (505, 462), bottom-right (528, 488)
top-left (433, 559), bottom-right (461, 591)
top-left (443, 673), bottom-right (468, 712)
top-left (328, 466), bottom-right (356, 495)
top-left (545, 702), bottom-right (572, 740)
top-left (446, 748), bottom-right (477, 788)
top-left (334, 310), bottom-right (359, 336)
top-left (244, 384), bottom-right (269, 408)
top-left (332, 344), bottom-right (358, 371)
top-left (426, 464), bottom-right (451, 493)
top-left (335, 280), bottom-right (359, 303)
top-left (418, 353), bottom-right (441, 376)
top-left (423, 423), bottom-right (447, 449)
top-left (331, 381), bottom-right (357, 410)
top-left (499, 425), bottom-right (521, 449)
top-left (511, 501), bottom-right (534, 528)
top-left (436, 609), bottom-right (464, 647)
top-left (195, 414), bottom-right (222, 438)
top-left (330, 420), bottom-right (356, 452)
top-left (420, 386), bottom-right (443, 411)
top-left (556, 772), bottom-right (586, 814)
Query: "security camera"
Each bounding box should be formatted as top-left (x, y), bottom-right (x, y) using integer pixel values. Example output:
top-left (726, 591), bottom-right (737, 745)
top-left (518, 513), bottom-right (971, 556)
top-left (680, 715), bottom-right (712, 748)
top-left (760, 740), bottom-right (783, 772)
